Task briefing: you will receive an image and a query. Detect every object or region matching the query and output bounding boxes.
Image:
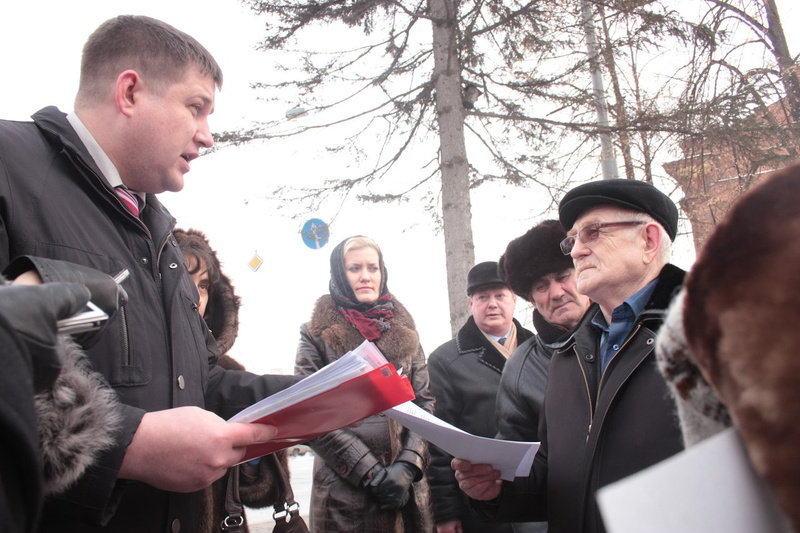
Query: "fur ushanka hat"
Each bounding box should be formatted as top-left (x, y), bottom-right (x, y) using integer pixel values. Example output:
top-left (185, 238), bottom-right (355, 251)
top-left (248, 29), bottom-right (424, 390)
top-left (656, 162), bottom-right (800, 531)
top-left (499, 220), bottom-right (574, 302)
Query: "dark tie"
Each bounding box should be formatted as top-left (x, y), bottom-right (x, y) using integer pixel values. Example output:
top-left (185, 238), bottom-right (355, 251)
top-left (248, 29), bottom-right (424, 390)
top-left (498, 337), bottom-right (507, 345)
top-left (115, 186), bottom-right (141, 217)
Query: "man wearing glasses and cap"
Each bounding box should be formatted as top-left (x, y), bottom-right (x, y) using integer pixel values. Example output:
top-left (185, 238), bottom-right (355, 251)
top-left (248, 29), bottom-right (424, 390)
top-left (453, 179), bottom-right (686, 533)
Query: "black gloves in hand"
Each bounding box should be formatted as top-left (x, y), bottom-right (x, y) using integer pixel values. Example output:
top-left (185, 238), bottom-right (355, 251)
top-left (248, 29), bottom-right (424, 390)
top-left (0, 282), bottom-right (90, 391)
top-left (3, 256), bottom-right (125, 316)
top-left (366, 461), bottom-right (420, 510)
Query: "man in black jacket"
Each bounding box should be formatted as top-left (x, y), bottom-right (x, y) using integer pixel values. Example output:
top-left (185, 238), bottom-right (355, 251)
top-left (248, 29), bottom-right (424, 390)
top-left (454, 179), bottom-right (686, 533)
top-left (495, 219), bottom-right (591, 445)
top-left (0, 16), bottom-right (296, 532)
top-left (427, 261), bottom-right (534, 533)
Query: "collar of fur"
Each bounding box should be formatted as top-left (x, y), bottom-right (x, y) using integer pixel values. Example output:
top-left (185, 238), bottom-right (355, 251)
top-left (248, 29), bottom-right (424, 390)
top-left (308, 295), bottom-right (421, 370)
top-left (36, 338), bottom-right (120, 495)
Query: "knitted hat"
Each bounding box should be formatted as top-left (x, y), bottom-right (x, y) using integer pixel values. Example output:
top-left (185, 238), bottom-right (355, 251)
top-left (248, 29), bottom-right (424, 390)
top-left (559, 179), bottom-right (679, 240)
top-left (466, 261), bottom-right (508, 295)
top-left (499, 220), bottom-right (574, 301)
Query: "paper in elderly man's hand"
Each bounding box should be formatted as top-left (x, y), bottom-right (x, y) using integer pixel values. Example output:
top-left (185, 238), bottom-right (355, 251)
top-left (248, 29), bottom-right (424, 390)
top-left (385, 401), bottom-right (539, 481)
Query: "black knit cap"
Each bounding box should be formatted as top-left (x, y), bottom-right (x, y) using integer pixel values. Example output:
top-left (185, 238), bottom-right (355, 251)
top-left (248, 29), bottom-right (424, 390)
top-left (467, 261), bottom-right (508, 295)
top-left (558, 179), bottom-right (679, 241)
top-left (499, 220), bottom-right (574, 302)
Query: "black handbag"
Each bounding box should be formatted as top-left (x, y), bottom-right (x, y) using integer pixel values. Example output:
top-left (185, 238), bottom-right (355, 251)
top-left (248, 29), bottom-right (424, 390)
top-left (222, 454), bottom-right (309, 533)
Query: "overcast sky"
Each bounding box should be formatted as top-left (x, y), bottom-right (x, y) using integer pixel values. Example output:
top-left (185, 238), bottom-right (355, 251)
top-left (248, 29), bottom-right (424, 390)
top-left (2, 1), bottom-right (798, 374)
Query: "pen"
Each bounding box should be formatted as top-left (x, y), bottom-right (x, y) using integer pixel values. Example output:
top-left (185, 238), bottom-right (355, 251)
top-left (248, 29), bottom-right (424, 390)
top-left (113, 269), bottom-right (130, 285)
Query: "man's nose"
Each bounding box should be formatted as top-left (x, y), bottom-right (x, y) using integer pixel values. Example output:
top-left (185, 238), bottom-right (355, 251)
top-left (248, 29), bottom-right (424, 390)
top-left (195, 119), bottom-right (214, 149)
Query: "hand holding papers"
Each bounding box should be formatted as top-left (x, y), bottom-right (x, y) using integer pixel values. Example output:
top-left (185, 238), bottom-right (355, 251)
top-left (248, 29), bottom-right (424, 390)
top-left (385, 401), bottom-right (539, 481)
top-left (229, 340), bottom-right (415, 463)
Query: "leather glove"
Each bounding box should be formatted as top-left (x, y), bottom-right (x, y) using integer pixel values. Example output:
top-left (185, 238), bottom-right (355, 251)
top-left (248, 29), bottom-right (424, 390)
top-left (0, 282), bottom-right (90, 391)
top-left (366, 461), bottom-right (420, 510)
top-left (3, 256), bottom-right (126, 316)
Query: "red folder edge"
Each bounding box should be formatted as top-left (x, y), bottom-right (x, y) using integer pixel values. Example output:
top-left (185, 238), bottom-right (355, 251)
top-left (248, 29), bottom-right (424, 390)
top-left (237, 364), bottom-right (415, 463)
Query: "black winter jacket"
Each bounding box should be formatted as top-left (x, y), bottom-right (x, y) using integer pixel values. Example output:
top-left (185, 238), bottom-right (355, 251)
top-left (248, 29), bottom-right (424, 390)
top-left (427, 316), bottom-right (533, 532)
top-left (495, 309), bottom-right (572, 442)
top-left (0, 107), bottom-right (298, 532)
top-left (477, 264), bottom-right (686, 533)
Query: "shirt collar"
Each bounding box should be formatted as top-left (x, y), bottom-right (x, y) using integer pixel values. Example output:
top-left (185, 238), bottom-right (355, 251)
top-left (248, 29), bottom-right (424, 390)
top-left (66, 112), bottom-right (146, 206)
top-left (591, 278), bottom-right (658, 330)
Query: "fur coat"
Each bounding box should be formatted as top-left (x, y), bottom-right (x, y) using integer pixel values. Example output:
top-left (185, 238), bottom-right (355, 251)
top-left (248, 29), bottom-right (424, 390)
top-left (174, 228), bottom-right (289, 533)
top-left (0, 272), bottom-right (119, 532)
top-left (656, 162), bottom-right (800, 532)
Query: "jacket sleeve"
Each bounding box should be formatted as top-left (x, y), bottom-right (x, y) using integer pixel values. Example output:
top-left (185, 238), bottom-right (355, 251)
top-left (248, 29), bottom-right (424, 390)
top-left (495, 343), bottom-right (542, 442)
top-left (396, 344), bottom-right (433, 473)
top-left (295, 324), bottom-right (382, 487)
top-left (426, 347), bottom-right (466, 524)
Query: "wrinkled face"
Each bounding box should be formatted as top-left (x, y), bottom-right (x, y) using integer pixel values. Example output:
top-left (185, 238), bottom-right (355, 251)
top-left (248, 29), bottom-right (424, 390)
top-left (529, 269), bottom-right (590, 330)
top-left (189, 264), bottom-right (210, 317)
top-left (119, 66), bottom-right (215, 193)
top-left (568, 206), bottom-right (647, 307)
top-left (469, 285), bottom-right (517, 337)
top-left (344, 247), bottom-right (382, 303)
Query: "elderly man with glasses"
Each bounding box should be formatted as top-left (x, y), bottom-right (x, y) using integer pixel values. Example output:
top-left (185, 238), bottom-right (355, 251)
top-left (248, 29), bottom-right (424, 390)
top-left (453, 179), bottom-right (686, 533)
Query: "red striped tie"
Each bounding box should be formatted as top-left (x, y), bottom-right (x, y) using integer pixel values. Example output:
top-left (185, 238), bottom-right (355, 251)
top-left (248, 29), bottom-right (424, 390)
top-left (115, 186), bottom-right (140, 217)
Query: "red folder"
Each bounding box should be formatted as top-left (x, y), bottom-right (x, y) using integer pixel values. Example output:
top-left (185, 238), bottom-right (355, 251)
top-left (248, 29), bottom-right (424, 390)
top-left (237, 363), bottom-right (415, 462)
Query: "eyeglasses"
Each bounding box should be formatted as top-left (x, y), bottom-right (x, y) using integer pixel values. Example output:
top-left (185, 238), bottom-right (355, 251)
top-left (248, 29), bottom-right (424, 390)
top-left (560, 221), bottom-right (645, 255)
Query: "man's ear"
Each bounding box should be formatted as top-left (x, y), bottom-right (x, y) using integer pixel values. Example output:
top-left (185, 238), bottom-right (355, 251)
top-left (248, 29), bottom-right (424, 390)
top-left (642, 223), bottom-right (662, 263)
top-left (115, 70), bottom-right (142, 117)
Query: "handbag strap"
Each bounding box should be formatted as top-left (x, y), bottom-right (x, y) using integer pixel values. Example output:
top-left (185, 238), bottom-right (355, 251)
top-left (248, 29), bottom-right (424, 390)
top-left (221, 467), bottom-right (246, 533)
top-left (270, 454), bottom-right (309, 533)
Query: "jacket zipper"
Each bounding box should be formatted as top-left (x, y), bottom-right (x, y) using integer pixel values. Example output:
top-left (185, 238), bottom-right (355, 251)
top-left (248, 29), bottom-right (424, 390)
top-left (119, 305), bottom-right (132, 366)
top-left (573, 346), bottom-right (594, 439)
top-left (596, 323), bottom-right (643, 399)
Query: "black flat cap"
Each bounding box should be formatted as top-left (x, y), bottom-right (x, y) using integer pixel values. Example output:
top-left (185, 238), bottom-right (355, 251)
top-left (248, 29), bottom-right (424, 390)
top-left (558, 179), bottom-right (678, 240)
top-left (467, 261), bottom-right (508, 295)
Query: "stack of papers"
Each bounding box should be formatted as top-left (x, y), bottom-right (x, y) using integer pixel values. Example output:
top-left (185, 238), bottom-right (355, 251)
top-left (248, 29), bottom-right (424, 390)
top-left (230, 341), bottom-right (415, 462)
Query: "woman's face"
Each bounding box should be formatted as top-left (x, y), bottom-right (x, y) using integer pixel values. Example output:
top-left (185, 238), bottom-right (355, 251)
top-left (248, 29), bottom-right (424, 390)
top-left (344, 246), bottom-right (382, 303)
top-left (189, 259), bottom-right (210, 316)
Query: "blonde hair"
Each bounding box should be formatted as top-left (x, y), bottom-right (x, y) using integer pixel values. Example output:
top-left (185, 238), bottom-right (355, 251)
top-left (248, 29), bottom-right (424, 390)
top-left (342, 236), bottom-right (381, 257)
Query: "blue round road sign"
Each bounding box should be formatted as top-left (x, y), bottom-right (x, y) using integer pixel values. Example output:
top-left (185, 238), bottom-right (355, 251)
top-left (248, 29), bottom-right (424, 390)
top-left (301, 219), bottom-right (330, 249)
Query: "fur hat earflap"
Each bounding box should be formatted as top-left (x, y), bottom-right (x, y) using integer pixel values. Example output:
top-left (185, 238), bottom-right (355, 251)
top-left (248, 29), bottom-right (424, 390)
top-left (499, 220), bottom-right (574, 301)
top-left (36, 338), bottom-right (120, 495)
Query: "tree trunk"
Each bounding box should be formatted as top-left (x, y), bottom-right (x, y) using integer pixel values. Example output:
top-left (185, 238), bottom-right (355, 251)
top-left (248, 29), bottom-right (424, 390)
top-left (429, 0), bottom-right (475, 336)
top-left (763, 0), bottom-right (800, 124)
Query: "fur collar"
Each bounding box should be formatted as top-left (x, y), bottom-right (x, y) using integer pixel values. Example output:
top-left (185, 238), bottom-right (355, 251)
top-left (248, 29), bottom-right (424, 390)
top-left (308, 295), bottom-right (421, 370)
top-left (36, 339), bottom-right (120, 495)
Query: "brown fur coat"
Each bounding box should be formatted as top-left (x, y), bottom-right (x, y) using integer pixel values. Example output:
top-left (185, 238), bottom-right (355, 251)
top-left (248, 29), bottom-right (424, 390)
top-left (656, 163), bottom-right (800, 531)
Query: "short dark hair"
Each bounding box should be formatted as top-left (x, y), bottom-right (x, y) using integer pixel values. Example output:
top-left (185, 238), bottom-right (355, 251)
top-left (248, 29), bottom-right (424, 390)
top-left (78, 15), bottom-right (223, 101)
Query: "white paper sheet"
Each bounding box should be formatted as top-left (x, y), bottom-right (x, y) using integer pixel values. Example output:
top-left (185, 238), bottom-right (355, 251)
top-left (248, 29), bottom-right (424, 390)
top-left (386, 401), bottom-right (539, 481)
top-left (597, 427), bottom-right (792, 533)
